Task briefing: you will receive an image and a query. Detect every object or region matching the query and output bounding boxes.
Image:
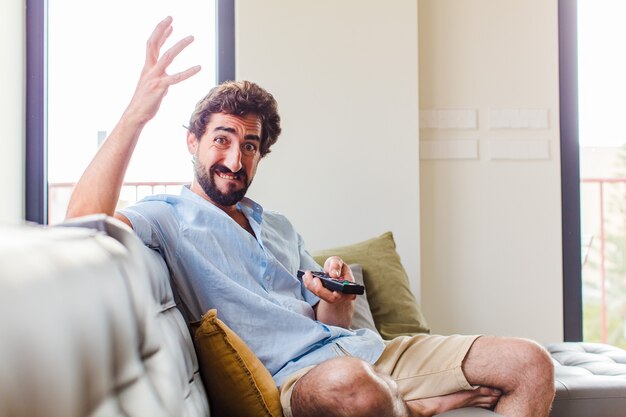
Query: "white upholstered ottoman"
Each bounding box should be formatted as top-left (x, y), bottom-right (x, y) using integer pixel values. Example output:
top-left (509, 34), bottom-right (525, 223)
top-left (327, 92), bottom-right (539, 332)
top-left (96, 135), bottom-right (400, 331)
top-left (547, 342), bottom-right (626, 417)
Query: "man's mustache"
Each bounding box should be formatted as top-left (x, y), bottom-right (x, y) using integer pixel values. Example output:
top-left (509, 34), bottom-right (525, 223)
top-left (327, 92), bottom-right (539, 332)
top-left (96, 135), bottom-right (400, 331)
top-left (211, 164), bottom-right (248, 182)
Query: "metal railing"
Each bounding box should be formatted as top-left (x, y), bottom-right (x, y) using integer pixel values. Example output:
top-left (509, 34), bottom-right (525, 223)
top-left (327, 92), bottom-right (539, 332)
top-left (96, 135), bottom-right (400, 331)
top-left (580, 177), bottom-right (626, 345)
top-left (48, 181), bottom-right (188, 225)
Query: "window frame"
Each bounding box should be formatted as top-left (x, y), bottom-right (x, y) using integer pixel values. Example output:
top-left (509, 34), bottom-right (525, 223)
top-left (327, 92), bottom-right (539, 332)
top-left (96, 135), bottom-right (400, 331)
top-left (25, 0), bottom-right (235, 225)
top-left (558, 0), bottom-right (583, 341)
top-left (25, 0), bottom-right (47, 224)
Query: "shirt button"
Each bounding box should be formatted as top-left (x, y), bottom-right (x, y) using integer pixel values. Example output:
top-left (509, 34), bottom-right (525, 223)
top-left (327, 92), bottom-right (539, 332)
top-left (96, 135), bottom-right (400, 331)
top-left (265, 275), bottom-right (271, 281)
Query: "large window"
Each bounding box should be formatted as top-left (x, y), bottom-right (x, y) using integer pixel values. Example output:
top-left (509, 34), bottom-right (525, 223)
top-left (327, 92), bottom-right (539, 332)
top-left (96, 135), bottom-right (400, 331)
top-left (577, 0), bottom-right (626, 348)
top-left (560, 0), bottom-right (626, 347)
top-left (26, 0), bottom-right (234, 224)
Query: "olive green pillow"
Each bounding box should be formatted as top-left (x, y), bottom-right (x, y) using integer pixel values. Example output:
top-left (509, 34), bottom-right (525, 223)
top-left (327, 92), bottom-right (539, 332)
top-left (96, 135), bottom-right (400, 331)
top-left (193, 309), bottom-right (283, 417)
top-left (312, 232), bottom-right (430, 339)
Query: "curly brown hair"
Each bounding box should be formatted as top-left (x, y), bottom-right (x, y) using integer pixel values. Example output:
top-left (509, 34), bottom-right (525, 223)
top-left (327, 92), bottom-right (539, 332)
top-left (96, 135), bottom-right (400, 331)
top-left (187, 80), bottom-right (282, 157)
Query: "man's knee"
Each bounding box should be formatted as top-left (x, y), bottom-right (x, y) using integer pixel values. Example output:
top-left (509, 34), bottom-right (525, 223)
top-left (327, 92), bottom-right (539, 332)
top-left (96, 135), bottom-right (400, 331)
top-left (291, 356), bottom-right (408, 417)
top-left (518, 338), bottom-right (555, 397)
top-left (466, 336), bottom-right (555, 392)
top-left (509, 338), bottom-right (554, 384)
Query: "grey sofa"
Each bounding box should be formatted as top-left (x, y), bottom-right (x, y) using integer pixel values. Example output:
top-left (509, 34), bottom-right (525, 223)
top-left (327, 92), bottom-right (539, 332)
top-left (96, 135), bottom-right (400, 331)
top-left (0, 215), bottom-right (209, 417)
top-left (0, 215), bottom-right (624, 417)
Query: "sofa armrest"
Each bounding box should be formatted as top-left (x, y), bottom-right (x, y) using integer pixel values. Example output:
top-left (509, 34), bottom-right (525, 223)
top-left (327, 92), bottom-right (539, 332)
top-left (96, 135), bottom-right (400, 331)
top-left (0, 217), bottom-right (209, 417)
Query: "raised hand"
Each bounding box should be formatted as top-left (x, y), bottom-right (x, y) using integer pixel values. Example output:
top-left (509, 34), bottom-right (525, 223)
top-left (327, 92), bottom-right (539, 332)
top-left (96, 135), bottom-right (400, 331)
top-left (124, 16), bottom-right (201, 126)
top-left (66, 17), bottom-right (201, 221)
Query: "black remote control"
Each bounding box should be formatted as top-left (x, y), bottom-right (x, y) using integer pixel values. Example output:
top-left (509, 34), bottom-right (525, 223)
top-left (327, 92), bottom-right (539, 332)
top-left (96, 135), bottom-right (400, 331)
top-left (296, 270), bottom-right (365, 295)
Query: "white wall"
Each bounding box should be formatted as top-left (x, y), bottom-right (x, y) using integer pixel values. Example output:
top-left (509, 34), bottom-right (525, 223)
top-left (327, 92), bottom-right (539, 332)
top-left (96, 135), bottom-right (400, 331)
top-left (419, 0), bottom-right (563, 343)
top-left (236, 1), bottom-right (422, 296)
top-left (0, 0), bottom-right (25, 224)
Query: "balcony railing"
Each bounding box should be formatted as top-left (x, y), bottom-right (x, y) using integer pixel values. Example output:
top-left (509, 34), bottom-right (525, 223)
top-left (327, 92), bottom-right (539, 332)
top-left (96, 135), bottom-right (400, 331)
top-left (580, 178), bottom-right (626, 347)
top-left (48, 181), bottom-right (188, 225)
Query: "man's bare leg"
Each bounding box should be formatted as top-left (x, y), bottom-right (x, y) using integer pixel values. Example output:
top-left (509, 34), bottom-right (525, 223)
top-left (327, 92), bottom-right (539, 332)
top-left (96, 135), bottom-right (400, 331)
top-left (405, 336), bottom-right (553, 417)
top-left (291, 357), bottom-right (413, 417)
top-left (460, 336), bottom-right (555, 417)
top-left (291, 357), bottom-right (502, 417)
top-left (291, 337), bottom-right (553, 417)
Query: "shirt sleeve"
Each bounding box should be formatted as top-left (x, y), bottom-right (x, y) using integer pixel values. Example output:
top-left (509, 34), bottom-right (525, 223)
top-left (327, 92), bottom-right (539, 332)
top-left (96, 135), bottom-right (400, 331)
top-left (117, 199), bottom-right (179, 254)
top-left (296, 232), bottom-right (322, 305)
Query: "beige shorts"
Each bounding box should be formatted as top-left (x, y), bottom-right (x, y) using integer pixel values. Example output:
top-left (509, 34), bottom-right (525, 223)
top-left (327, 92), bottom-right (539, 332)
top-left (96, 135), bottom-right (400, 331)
top-left (279, 333), bottom-right (480, 417)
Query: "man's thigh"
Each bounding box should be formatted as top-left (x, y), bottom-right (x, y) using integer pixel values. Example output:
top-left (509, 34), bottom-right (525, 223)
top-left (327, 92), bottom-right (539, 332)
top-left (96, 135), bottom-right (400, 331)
top-left (279, 366), bottom-right (315, 417)
top-left (375, 334), bottom-right (480, 400)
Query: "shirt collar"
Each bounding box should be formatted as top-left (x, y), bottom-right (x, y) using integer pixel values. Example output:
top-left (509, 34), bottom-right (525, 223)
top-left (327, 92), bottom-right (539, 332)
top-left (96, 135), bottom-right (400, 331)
top-left (180, 185), bottom-right (264, 224)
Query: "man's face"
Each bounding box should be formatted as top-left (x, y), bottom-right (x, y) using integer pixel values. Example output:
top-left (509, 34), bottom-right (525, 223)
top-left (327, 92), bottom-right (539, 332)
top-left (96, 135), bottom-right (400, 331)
top-left (187, 112), bottom-right (262, 208)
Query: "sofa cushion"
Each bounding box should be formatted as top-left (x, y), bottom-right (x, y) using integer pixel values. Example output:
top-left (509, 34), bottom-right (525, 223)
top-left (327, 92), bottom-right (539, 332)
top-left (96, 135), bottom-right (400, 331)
top-left (547, 342), bottom-right (626, 417)
top-left (313, 232), bottom-right (430, 339)
top-left (349, 263), bottom-right (378, 333)
top-left (194, 309), bottom-right (283, 417)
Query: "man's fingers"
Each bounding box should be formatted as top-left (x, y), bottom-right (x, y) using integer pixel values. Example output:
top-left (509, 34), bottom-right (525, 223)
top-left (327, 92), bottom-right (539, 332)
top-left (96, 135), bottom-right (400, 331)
top-left (157, 25), bottom-right (174, 51)
top-left (167, 65), bottom-right (202, 85)
top-left (323, 256), bottom-right (355, 282)
top-left (324, 256), bottom-right (344, 278)
top-left (145, 16), bottom-right (174, 66)
top-left (155, 35), bottom-right (195, 73)
top-left (304, 275), bottom-right (339, 302)
top-left (141, 31), bottom-right (198, 90)
top-left (304, 274), bottom-right (353, 304)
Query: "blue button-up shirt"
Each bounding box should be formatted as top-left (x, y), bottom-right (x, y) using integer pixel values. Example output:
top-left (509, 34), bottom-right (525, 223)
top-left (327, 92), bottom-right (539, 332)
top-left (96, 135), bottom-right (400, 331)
top-left (119, 186), bottom-right (384, 386)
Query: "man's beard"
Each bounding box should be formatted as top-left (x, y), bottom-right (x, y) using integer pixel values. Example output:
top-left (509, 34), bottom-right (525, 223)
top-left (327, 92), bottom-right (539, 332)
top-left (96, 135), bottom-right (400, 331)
top-left (194, 158), bottom-right (251, 207)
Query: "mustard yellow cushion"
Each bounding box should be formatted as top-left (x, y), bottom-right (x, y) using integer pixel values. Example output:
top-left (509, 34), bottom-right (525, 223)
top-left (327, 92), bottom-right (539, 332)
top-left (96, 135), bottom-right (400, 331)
top-left (312, 232), bottom-right (430, 339)
top-left (193, 309), bottom-right (283, 417)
